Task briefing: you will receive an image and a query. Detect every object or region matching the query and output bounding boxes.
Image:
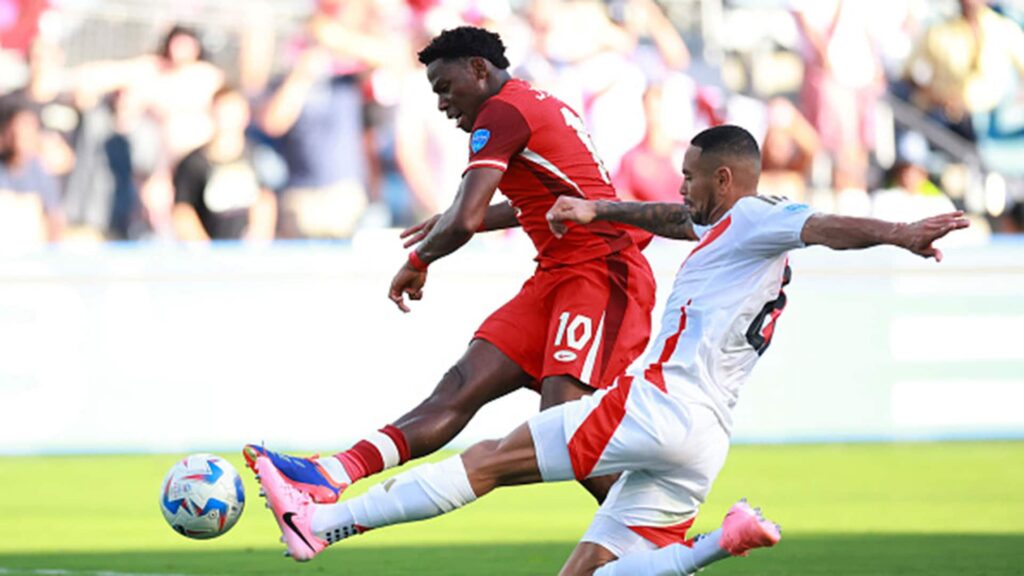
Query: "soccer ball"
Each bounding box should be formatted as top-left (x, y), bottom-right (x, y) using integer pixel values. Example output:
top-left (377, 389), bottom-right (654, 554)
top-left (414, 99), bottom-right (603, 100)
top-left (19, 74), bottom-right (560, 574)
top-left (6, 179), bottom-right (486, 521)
top-left (159, 453), bottom-right (245, 539)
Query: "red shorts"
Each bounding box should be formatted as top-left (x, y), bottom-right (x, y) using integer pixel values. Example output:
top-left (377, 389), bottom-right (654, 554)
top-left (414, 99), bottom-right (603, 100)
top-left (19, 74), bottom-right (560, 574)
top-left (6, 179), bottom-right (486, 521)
top-left (475, 245), bottom-right (656, 392)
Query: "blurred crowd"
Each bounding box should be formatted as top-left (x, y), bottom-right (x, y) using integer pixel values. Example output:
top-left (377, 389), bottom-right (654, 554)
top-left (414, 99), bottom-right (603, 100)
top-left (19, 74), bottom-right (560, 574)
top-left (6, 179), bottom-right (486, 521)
top-left (0, 0), bottom-right (1021, 247)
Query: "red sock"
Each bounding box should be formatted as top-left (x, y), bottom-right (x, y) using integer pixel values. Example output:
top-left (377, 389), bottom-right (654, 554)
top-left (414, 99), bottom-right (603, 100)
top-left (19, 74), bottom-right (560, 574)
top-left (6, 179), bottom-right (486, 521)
top-left (332, 425), bottom-right (411, 484)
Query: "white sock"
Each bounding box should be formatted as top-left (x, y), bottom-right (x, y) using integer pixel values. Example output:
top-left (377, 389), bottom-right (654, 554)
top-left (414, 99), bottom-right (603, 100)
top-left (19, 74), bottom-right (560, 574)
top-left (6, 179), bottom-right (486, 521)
top-left (592, 545), bottom-right (686, 576)
top-left (310, 455), bottom-right (477, 543)
top-left (314, 456), bottom-right (353, 486)
top-left (593, 530), bottom-right (730, 576)
top-left (691, 529), bottom-right (730, 566)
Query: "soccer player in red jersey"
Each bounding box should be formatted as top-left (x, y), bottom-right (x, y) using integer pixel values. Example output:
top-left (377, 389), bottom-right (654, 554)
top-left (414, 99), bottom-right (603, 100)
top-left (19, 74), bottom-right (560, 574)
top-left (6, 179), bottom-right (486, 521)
top-left (245, 26), bottom-right (656, 504)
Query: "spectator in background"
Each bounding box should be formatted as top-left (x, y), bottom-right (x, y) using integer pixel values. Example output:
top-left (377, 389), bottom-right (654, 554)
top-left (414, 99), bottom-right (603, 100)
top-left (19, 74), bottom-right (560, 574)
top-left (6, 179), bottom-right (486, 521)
top-left (309, 0), bottom-right (408, 228)
top-left (259, 0), bottom-right (400, 239)
top-left (903, 0), bottom-right (1024, 142)
top-left (609, 0), bottom-right (696, 158)
top-left (393, 6), bottom-right (470, 219)
top-left (238, 0), bottom-right (278, 98)
top-left (871, 132), bottom-right (956, 222)
top-left (791, 0), bottom-right (883, 200)
top-left (612, 84), bottom-right (684, 202)
top-left (61, 88), bottom-right (143, 240)
top-left (0, 0), bottom-right (47, 57)
top-left (0, 97), bottom-right (63, 244)
top-left (759, 97), bottom-right (821, 202)
top-left (172, 86), bottom-right (276, 242)
top-left (144, 26), bottom-right (224, 169)
top-left (8, 39), bottom-right (76, 181)
top-left (260, 44), bottom-right (366, 239)
top-left (613, 0), bottom-right (691, 75)
top-left (523, 0), bottom-right (647, 171)
top-left (73, 25), bottom-right (224, 238)
top-left (1001, 199), bottom-right (1024, 232)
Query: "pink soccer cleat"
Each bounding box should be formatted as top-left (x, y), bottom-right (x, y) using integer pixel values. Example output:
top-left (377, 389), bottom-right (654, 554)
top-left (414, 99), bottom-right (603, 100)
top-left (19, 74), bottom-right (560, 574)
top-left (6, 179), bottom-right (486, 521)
top-left (719, 498), bottom-right (781, 557)
top-left (254, 455), bottom-right (328, 562)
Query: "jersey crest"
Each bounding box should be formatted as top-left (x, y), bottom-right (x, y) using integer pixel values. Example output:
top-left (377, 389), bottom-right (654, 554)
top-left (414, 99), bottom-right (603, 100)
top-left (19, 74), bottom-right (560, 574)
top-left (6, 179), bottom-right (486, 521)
top-left (470, 129), bottom-right (491, 153)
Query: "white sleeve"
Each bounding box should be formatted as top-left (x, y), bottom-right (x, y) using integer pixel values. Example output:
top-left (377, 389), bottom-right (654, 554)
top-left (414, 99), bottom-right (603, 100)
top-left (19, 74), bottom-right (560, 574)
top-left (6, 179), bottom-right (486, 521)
top-left (737, 196), bottom-right (816, 257)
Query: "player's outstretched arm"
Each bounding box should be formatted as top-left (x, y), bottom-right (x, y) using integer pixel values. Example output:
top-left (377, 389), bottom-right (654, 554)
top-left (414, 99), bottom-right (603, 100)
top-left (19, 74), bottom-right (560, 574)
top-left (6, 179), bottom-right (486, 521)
top-left (547, 196), bottom-right (698, 240)
top-left (800, 211), bottom-right (970, 261)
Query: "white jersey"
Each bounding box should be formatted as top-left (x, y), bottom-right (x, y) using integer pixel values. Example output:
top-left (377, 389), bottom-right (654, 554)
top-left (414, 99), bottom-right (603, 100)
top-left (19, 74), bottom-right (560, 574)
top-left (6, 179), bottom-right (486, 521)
top-left (627, 195), bottom-right (815, 434)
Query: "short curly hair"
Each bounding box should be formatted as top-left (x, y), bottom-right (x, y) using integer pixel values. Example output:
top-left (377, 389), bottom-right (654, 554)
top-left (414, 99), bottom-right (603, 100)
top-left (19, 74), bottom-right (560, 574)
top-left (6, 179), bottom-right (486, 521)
top-left (417, 26), bottom-right (510, 69)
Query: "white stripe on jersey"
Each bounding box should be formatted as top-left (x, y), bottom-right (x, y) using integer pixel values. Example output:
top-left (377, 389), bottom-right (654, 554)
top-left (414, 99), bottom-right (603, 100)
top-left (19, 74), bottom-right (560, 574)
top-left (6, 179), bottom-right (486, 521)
top-left (579, 312), bottom-right (606, 386)
top-left (466, 159), bottom-right (509, 172)
top-left (519, 147), bottom-right (585, 196)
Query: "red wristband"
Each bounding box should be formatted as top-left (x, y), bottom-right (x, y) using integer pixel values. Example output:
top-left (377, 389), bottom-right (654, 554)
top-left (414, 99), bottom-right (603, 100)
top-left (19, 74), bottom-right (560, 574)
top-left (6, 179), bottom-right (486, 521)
top-left (408, 250), bottom-right (429, 271)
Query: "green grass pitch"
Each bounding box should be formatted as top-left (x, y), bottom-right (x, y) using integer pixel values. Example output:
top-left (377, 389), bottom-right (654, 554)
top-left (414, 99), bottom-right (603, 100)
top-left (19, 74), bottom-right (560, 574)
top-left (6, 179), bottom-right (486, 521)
top-left (1, 442), bottom-right (1022, 575)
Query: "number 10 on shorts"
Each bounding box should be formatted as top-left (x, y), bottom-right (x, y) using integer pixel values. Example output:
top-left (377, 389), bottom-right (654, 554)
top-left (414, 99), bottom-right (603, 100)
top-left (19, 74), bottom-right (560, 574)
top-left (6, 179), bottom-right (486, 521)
top-left (553, 312), bottom-right (594, 361)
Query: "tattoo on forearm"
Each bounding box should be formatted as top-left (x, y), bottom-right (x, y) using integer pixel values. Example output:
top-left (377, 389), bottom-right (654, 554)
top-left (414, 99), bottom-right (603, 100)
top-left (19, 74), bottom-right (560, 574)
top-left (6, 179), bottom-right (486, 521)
top-left (595, 201), bottom-right (695, 239)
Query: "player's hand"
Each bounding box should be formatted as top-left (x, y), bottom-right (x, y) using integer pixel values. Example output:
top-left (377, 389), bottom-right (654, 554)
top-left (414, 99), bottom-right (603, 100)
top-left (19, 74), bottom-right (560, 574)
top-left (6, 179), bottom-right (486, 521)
top-left (388, 262), bottom-right (428, 313)
top-left (546, 196), bottom-right (597, 238)
top-left (897, 211), bottom-right (970, 262)
top-left (400, 214), bottom-right (441, 248)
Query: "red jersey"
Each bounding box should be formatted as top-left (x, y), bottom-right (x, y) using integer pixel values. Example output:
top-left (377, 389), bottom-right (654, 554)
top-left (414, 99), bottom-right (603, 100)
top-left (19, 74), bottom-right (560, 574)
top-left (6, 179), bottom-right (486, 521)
top-left (465, 79), bottom-right (636, 268)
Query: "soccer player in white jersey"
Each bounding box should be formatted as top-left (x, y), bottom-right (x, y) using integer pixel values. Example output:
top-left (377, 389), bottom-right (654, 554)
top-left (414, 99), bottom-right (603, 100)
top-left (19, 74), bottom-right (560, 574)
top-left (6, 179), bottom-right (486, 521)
top-left (251, 125), bottom-right (969, 574)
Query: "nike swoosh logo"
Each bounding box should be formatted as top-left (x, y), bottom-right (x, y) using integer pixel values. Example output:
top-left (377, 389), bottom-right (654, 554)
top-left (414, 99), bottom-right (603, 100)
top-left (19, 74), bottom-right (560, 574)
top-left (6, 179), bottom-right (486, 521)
top-left (283, 512), bottom-right (315, 552)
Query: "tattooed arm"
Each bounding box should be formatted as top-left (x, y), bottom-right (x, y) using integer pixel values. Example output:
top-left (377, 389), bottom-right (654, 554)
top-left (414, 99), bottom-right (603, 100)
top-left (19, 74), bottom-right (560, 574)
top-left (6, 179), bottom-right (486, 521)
top-left (801, 211), bottom-right (969, 260)
top-left (547, 197), bottom-right (698, 240)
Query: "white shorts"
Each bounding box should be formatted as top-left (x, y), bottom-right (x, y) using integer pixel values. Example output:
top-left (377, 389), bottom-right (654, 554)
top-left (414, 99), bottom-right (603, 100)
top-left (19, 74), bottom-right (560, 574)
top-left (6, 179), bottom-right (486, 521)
top-left (528, 375), bottom-right (729, 556)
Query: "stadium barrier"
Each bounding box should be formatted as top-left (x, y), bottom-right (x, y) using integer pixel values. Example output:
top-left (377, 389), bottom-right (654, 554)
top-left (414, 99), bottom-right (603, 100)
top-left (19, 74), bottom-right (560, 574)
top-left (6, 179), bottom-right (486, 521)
top-left (1, 232), bottom-right (1021, 455)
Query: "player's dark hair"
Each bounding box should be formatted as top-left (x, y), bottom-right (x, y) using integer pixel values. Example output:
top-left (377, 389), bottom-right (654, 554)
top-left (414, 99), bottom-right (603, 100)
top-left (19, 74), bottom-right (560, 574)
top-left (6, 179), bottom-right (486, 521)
top-left (417, 26), bottom-right (510, 69)
top-left (690, 124), bottom-right (761, 166)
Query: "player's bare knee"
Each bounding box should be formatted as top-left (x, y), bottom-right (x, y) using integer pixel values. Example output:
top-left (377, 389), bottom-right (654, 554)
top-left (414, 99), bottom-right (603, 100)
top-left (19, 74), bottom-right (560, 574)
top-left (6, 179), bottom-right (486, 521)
top-left (559, 546), bottom-right (613, 576)
top-left (461, 439), bottom-right (504, 489)
top-left (462, 439), bottom-right (501, 468)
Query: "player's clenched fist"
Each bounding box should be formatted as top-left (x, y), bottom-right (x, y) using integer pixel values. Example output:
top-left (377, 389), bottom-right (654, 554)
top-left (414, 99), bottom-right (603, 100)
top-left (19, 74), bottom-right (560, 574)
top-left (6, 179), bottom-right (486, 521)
top-left (388, 263), bottom-right (427, 313)
top-left (546, 196), bottom-right (597, 238)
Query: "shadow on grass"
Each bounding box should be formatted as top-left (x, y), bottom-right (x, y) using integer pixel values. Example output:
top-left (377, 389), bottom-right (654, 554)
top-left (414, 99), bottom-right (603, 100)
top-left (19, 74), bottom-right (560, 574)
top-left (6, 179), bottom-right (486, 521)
top-left (1, 534), bottom-right (1022, 576)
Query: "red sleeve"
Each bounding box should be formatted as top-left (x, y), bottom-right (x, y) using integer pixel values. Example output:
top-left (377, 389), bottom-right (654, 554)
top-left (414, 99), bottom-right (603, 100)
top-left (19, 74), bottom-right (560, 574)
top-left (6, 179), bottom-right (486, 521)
top-left (464, 99), bottom-right (531, 174)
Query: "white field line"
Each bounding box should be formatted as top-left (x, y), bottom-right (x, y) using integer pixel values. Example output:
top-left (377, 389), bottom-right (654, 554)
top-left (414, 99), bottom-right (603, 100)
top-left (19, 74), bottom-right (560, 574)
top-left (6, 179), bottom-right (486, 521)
top-left (0, 568), bottom-right (202, 576)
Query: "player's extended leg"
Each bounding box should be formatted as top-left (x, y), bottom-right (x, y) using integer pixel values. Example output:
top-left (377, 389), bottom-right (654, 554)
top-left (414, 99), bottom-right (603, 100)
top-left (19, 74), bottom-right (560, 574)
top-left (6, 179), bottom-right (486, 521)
top-left (393, 339), bottom-right (534, 456)
top-left (558, 501), bottom-right (781, 576)
top-left (253, 419), bottom-right (544, 561)
top-left (244, 339), bottom-right (532, 502)
top-left (540, 374), bottom-right (619, 503)
top-left (542, 382), bottom-right (780, 576)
